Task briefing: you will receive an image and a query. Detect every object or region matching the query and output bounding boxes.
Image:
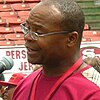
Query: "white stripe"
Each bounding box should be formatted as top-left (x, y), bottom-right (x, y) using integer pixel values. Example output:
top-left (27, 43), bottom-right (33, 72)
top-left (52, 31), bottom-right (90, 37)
top-left (82, 67), bottom-right (100, 87)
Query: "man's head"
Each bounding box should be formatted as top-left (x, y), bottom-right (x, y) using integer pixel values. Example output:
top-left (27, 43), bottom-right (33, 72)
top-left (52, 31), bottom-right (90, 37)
top-left (22, 0), bottom-right (85, 67)
top-left (0, 73), bottom-right (26, 100)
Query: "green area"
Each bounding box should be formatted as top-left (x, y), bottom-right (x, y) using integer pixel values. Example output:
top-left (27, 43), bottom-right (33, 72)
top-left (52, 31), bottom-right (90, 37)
top-left (76, 0), bottom-right (100, 30)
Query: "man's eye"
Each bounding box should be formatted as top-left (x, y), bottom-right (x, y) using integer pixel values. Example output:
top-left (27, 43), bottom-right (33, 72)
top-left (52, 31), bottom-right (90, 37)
top-left (36, 30), bottom-right (44, 35)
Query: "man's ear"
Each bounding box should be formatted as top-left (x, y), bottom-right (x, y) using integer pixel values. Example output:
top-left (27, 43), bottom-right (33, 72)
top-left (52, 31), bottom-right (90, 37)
top-left (67, 31), bottom-right (79, 47)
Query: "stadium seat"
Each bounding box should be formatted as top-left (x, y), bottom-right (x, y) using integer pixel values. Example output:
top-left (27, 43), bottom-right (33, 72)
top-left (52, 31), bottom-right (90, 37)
top-left (0, 1), bottom-right (40, 46)
top-left (18, 15), bottom-right (28, 20)
top-left (82, 38), bottom-right (91, 42)
top-left (0, 34), bottom-right (6, 40)
top-left (11, 3), bottom-right (31, 11)
top-left (83, 31), bottom-right (100, 38)
top-left (0, 18), bottom-right (6, 26)
top-left (0, 4), bottom-right (12, 11)
top-left (6, 17), bottom-right (24, 26)
top-left (29, 3), bottom-right (39, 9)
top-left (5, 33), bottom-right (24, 41)
top-left (0, 27), bottom-right (14, 34)
top-left (0, 11), bottom-right (18, 19)
top-left (90, 36), bottom-right (100, 42)
top-left (15, 40), bottom-right (25, 45)
top-left (14, 26), bottom-right (23, 33)
top-left (0, 0), bottom-right (4, 4)
top-left (17, 11), bottom-right (29, 19)
top-left (0, 41), bottom-right (15, 46)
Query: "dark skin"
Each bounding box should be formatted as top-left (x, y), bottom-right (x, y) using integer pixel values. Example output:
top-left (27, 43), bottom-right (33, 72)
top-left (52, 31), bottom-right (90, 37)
top-left (1, 85), bottom-right (16, 100)
top-left (24, 2), bottom-right (85, 77)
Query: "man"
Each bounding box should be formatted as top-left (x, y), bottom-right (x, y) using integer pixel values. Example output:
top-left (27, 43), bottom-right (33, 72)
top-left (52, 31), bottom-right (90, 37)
top-left (13, 0), bottom-right (100, 100)
top-left (0, 73), bottom-right (26, 100)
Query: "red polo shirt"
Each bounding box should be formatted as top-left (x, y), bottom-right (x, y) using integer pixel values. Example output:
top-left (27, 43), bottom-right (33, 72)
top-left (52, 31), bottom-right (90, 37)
top-left (12, 65), bottom-right (100, 100)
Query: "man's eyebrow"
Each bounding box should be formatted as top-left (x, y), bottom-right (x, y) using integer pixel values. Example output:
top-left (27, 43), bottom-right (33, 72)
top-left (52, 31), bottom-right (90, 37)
top-left (34, 24), bottom-right (50, 32)
top-left (25, 20), bottom-right (41, 27)
top-left (25, 20), bottom-right (49, 31)
top-left (33, 23), bottom-right (43, 28)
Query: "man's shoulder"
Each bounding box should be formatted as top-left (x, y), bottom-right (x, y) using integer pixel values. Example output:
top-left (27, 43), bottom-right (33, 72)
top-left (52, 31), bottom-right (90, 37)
top-left (12, 69), bottom-right (42, 99)
top-left (59, 67), bottom-right (100, 99)
top-left (22, 68), bottom-right (42, 85)
top-left (63, 66), bottom-right (100, 89)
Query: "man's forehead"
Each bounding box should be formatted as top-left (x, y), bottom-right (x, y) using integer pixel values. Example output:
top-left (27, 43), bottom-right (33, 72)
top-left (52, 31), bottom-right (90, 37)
top-left (29, 2), bottom-right (61, 18)
top-left (27, 5), bottom-right (62, 25)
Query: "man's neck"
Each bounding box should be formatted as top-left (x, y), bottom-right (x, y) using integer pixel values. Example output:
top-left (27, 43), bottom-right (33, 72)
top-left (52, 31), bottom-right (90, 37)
top-left (42, 58), bottom-right (80, 77)
top-left (43, 65), bottom-right (70, 77)
top-left (42, 56), bottom-right (87, 77)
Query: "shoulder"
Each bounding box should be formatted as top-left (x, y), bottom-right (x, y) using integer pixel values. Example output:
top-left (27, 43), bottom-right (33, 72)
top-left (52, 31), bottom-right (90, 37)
top-left (82, 67), bottom-right (100, 88)
top-left (62, 66), bottom-right (100, 89)
top-left (18, 68), bottom-right (42, 87)
top-left (17, 69), bottom-right (42, 86)
top-left (12, 69), bottom-right (42, 100)
top-left (85, 90), bottom-right (100, 100)
top-left (59, 67), bottom-right (100, 99)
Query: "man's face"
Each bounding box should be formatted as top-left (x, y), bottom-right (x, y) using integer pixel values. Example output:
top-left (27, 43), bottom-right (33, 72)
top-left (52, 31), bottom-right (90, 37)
top-left (3, 85), bottom-right (16, 100)
top-left (24, 3), bottom-right (69, 66)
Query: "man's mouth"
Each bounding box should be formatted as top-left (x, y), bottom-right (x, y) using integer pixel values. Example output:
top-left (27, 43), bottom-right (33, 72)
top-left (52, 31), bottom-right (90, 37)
top-left (26, 46), bottom-right (40, 52)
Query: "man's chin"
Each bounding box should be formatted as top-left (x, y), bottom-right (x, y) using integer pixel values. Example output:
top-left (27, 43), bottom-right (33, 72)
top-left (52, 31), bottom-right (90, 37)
top-left (28, 58), bottom-right (43, 65)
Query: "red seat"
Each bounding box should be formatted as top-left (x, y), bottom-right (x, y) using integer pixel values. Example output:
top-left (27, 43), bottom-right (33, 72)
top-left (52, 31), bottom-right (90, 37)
top-left (96, 31), bottom-right (100, 34)
top-left (83, 31), bottom-right (100, 38)
top-left (0, 4), bottom-right (12, 12)
top-left (18, 15), bottom-right (28, 20)
top-left (82, 38), bottom-right (91, 42)
top-left (0, 41), bottom-right (15, 46)
top-left (0, 0), bottom-right (4, 3)
top-left (29, 3), bottom-right (39, 9)
top-left (0, 11), bottom-right (17, 19)
top-left (0, 18), bottom-right (6, 26)
top-left (90, 36), bottom-right (100, 42)
top-left (6, 17), bottom-right (24, 26)
top-left (5, 33), bottom-right (24, 41)
top-left (11, 3), bottom-right (31, 11)
top-left (0, 27), bottom-right (14, 34)
top-left (15, 40), bottom-right (25, 45)
top-left (14, 26), bottom-right (23, 33)
top-left (0, 34), bottom-right (6, 40)
top-left (17, 11), bottom-right (29, 19)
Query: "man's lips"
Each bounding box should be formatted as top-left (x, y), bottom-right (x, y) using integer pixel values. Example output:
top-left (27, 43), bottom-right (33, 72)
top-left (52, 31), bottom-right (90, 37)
top-left (26, 46), bottom-right (41, 52)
